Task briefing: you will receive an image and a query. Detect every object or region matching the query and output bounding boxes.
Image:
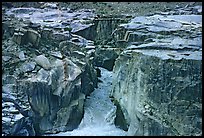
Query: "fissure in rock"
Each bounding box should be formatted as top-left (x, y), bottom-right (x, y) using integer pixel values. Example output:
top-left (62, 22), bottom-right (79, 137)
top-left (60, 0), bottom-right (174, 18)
top-left (2, 2), bottom-right (202, 136)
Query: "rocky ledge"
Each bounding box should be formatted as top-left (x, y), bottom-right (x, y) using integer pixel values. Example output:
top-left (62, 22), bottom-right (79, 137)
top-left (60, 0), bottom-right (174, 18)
top-left (110, 5), bottom-right (202, 136)
top-left (2, 4), bottom-right (98, 136)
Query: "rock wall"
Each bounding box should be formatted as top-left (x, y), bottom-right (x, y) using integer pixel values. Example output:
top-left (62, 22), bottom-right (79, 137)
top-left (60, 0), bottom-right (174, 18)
top-left (74, 15), bottom-right (130, 43)
top-left (112, 51), bottom-right (202, 136)
top-left (111, 6), bottom-right (202, 136)
top-left (94, 46), bottom-right (122, 71)
top-left (2, 6), bottom-right (98, 135)
top-left (71, 15), bottom-right (131, 71)
top-left (2, 2), bottom-right (202, 136)
top-left (17, 57), bottom-right (97, 134)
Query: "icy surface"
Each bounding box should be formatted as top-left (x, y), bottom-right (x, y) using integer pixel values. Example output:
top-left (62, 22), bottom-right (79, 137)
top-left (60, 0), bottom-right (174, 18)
top-left (48, 67), bottom-right (127, 136)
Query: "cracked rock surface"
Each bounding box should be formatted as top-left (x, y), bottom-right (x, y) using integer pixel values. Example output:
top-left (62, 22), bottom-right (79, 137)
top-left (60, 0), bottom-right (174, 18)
top-left (2, 3), bottom-right (98, 136)
top-left (2, 2), bottom-right (202, 136)
top-left (111, 4), bottom-right (202, 136)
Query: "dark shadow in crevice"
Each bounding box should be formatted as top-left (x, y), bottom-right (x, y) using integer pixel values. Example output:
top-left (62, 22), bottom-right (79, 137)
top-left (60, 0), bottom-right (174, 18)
top-left (114, 100), bottom-right (129, 131)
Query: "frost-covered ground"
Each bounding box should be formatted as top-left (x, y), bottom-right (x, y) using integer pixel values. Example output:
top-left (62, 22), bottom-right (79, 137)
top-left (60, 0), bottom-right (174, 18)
top-left (48, 67), bottom-right (127, 136)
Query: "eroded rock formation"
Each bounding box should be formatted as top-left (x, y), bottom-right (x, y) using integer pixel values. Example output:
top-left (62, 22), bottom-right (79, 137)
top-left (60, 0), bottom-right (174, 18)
top-left (2, 2), bottom-right (202, 136)
top-left (2, 4), bottom-right (98, 135)
top-left (111, 6), bottom-right (202, 136)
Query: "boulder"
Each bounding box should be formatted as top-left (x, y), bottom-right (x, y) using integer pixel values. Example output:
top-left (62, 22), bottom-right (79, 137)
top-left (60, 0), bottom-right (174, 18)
top-left (17, 57), bottom-right (97, 134)
top-left (12, 32), bottom-right (25, 45)
top-left (20, 62), bottom-right (36, 73)
top-left (36, 68), bottom-right (50, 82)
top-left (3, 56), bottom-right (12, 62)
top-left (34, 55), bottom-right (51, 70)
top-left (18, 51), bottom-right (26, 61)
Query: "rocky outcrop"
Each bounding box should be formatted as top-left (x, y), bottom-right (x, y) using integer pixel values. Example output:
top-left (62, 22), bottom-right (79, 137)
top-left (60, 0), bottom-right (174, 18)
top-left (67, 15), bottom-right (131, 71)
top-left (112, 49), bottom-right (202, 136)
top-left (12, 28), bottom-right (41, 47)
top-left (18, 57), bottom-right (96, 134)
top-left (2, 5), bottom-right (98, 136)
top-left (94, 46), bottom-right (122, 71)
top-left (111, 7), bottom-right (202, 136)
top-left (2, 2), bottom-right (202, 136)
top-left (74, 15), bottom-right (131, 43)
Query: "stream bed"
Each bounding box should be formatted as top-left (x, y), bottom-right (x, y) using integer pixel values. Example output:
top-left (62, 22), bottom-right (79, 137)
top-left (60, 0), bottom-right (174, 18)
top-left (47, 67), bottom-right (127, 136)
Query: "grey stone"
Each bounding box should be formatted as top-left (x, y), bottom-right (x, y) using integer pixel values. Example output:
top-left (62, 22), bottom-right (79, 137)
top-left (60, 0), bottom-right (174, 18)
top-left (2, 117), bottom-right (12, 123)
top-left (26, 29), bottom-right (41, 47)
top-left (111, 50), bottom-right (202, 135)
top-left (2, 75), bottom-right (17, 85)
top-left (12, 32), bottom-right (25, 45)
top-left (2, 86), bottom-right (17, 100)
top-left (51, 32), bottom-right (71, 42)
top-left (35, 55), bottom-right (51, 70)
top-left (37, 68), bottom-right (50, 82)
top-left (50, 51), bottom-right (63, 59)
top-left (15, 56), bottom-right (97, 134)
top-left (18, 51), bottom-right (26, 61)
top-left (2, 56), bottom-right (12, 62)
top-left (21, 62), bottom-right (36, 73)
top-left (12, 28), bottom-right (41, 47)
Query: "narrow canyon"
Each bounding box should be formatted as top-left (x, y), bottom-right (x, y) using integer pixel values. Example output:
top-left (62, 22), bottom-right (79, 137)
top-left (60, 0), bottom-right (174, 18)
top-left (2, 2), bottom-right (202, 136)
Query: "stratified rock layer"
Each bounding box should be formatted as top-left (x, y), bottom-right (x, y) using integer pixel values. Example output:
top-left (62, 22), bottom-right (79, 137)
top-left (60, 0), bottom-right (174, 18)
top-left (2, 2), bottom-right (202, 136)
top-left (2, 5), bottom-right (98, 135)
top-left (111, 9), bottom-right (202, 136)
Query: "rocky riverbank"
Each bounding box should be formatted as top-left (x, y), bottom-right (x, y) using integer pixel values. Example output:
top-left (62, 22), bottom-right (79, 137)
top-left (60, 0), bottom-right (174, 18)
top-left (2, 3), bottom-right (98, 136)
top-left (110, 4), bottom-right (202, 136)
top-left (48, 67), bottom-right (127, 136)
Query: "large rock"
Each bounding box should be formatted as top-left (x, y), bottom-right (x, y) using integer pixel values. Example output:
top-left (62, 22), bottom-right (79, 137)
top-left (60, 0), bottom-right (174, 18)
top-left (12, 31), bottom-right (25, 45)
top-left (2, 5), bottom-right (99, 136)
top-left (111, 12), bottom-right (202, 136)
top-left (34, 55), bottom-right (51, 70)
top-left (111, 48), bottom-right (202, 136)
top-left (17, 57), bottom-right (97, 134)
top-left (20, 62), bottom-right (36, 73)
top-left (12, 28), bottom-right (41, 47)
top-left (26, 29), bottom-right (41, 47)
top-left (94, 46), bottom-right (122, 71)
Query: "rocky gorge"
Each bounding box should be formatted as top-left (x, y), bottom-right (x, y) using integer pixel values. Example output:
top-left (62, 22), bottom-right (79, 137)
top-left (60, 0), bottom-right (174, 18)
top-left (2, 2), bottom-right (202, 136)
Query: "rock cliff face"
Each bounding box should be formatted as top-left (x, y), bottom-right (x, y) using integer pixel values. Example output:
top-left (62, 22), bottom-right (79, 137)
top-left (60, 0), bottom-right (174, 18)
top-left (2, 2), bottom-right (202, 136)
top-left (111, 7), bottom-right (202, 136)
top-left (74, 15), bottom-right (131, 71)
top-left (17, 57), bottom-right (97, 134)
top-left (2, 5), bottom-right (98, 135)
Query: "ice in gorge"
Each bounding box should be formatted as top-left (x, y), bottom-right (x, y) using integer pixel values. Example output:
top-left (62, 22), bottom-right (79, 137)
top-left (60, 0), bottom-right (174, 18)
top-left (48, 67), bottom-right (127, 136)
